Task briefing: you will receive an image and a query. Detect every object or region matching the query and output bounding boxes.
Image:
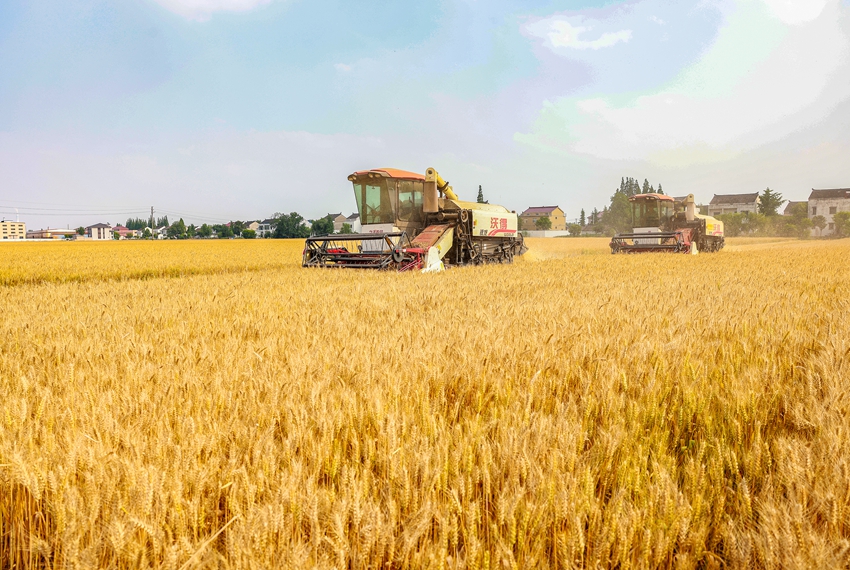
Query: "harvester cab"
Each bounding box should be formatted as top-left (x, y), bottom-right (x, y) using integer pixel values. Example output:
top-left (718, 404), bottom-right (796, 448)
top-left (609, 193), bottom-right (725, 254)
top-left (302, 167), bottom-right (527, 271)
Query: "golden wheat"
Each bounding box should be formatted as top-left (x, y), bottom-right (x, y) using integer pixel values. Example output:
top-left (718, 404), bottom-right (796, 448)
top-left (1, 237), bottom-right (849, 568)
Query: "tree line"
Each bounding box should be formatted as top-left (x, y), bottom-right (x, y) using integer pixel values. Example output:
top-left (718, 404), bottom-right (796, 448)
top-left (116, 213), bottom-right (342, 239)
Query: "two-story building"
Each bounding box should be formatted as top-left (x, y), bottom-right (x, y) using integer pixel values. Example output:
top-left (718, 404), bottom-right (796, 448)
top-left (328, 213), bottom-right (348, 233)
top-left (809, 188), bottom-right (850, 235)
top-left (344, 213), bottom-right (360, 233)
top-left (0, 220), bottom-right (26, 240)
top-left (707, 193), bottom-right (760, 216)
top-left (519, 206), bottom-right (566, 231)
top-left (257, 218), bottom-right (276, 237)
top-left (86, 223), bottom-right (113, 240)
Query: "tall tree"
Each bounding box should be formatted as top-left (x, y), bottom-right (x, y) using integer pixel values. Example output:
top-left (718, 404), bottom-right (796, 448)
top-left (579, 209), bottom-right (586, 226)
top-left (642, 179), bottom-right (651, 194)
top-left (274, 212), bottom-right (311, 239)
top-left (476, 185), bottom-right (485, 203)
top-left (657, 183), bottom-right (664, 195)
top-left (757, 187), bottom-right (786, 216)
top-left (591, 208), bottom-right (599, 224)
top-left (310, 215), bottom-right (335, 236)
top-left (606, 192), bottom-right (632, 234)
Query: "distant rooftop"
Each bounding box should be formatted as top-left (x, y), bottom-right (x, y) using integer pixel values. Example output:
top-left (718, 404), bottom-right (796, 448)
top-left (709, 193), bottom-right (759, 205)
top-left (809, 188), bottom-right (850, 200)
top-left (520, 206), bottom-right (561, 216)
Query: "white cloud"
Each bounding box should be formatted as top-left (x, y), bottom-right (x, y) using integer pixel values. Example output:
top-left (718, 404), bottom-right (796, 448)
top-left (518, 0), bottom-right (850, 165)
top-left (649, 15), bottom-right (666, 25)
top-left (334, 63), bottom-right (352, 72)
top-left (149, 0), bottom-right (273, 21)
top-left (761, 0), bottom-right (829, 24)
top-left (529, 18), bottom-right (632, 51)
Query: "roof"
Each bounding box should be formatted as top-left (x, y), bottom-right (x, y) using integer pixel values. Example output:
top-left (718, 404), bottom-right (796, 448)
top-left (351, 168), bottom-right (425, 180)
top-left (629, 193), bottom-right (674, 202)
top-left (783, 201), bottom-right (807, 215)
top-left (346, 213), bottom-right (359, 220)
top-left (709, 193), bottom-right (760, 205)
top-left (672, 196), bottom-right (689, 202)
top-left (809, 188), bottom-right (850, 200)
top-left (260, 218), bottom-right (276, 224)
top-left (520, 206), bottom-right (561, 216)
top-left (328, 213), bottom-right (343, 218)
top-left (86, 223), bottom-right (111, 228)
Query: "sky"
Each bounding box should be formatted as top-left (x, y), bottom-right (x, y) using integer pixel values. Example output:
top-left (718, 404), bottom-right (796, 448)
top-left (2, 0), bottom-right (850, 229)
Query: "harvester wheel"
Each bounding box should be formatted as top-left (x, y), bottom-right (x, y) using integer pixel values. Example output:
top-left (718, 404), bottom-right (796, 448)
top-left (392, 247), bottom-right (405, 264)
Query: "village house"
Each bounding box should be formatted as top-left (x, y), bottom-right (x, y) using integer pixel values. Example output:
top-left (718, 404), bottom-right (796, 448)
top-left (26, 228), bottom-right (76, 239)
top-left (809, 188), bottom-right (850, 235)
top-left (328, 213), bottom-right (348, 233)
top-left (344, 213), bottom-right (360, 233)
top-left (85, 223), bottom-right (112, 240)
top-left (0, 220), bottom-right (26, 240)
top-left (519, 206), bottom-right (566, 231)
top-left (257, 218), bottom-right (276, 237)
top-left (111, 225), bottom-right (136, 239)
top-left (707, 193), bottom-right (760, 216)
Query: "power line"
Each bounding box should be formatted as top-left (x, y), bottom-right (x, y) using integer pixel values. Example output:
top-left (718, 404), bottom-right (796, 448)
top-left (0, 205), bottom-right (149, 213)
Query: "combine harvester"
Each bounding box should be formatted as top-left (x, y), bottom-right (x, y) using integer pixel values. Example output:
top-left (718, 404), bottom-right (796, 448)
top-left (303, 167), bottom-right (527, 271)
top-left (609, 193), bottom-right (725, 254)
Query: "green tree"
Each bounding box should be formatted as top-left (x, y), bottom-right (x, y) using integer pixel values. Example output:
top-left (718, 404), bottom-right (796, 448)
top-left (76, 226), bottom-right (85, 236)
top-left (757, 187), bottom-right (785, 216)
top-left (476, 185), bottom-right (484, 203)
top-left (213, 224), bottom-right (233, 238)
top-left (167, 218), bottom-right (187, 239)
top-left (811, 215), bottom-right (827, 236)
top-left (605, 191), bottom-right (632, 234)
top-left (230, 221), bottom-right (246, 236)
top-left (242, 229), bottom-right (256, 239)
top-left (187, 224), bottom-right (196, 237)
top-left (642, 179), bottom-right (651, 194)
top-left (112, 231), bottom-right (120, 240)
top-left (125, 217), bottom-right (148, 230)
top-left (197, 224), bottom-right (212, 238)
top-left (142, 228), bottom-right (152, 239)
top-left (742, 212), bottom-right (767, 234)
top-left (591, 208), bottom-right (599, 224)
top-left (310, 215), bottom-right (335, 236)
top-left (657, 184), bottom-right (664, 195)
top-left (568, 223), bottom-right (582, 236)
top-left (535, 216), bottom-right (552, 230)
top-left (717, 213), bottom-right (744, 237)
top-left (834, 211), bottom-right (850, 237)
top-left (579, 209), bottom-right (586, 226)
top-left (274, 213), bottom-right (311, 238)
top-left (340, 222), bottom-right (352, 234)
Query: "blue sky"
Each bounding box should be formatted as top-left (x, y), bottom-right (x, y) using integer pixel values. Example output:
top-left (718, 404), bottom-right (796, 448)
top-left (2, 0), bottom-right (849, 228)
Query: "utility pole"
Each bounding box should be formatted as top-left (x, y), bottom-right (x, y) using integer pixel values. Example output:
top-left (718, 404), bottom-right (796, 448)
top-left (149, 206), bottom-right (154, 229)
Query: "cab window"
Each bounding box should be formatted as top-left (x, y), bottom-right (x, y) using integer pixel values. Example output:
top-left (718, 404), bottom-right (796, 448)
top-left (398, 180), bottom-right (424, 221)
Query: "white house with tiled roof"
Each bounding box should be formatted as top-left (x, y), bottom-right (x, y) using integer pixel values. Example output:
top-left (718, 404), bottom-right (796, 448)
top-left (809, 188), bottom-right (850, 235)
top-left (707, 193), bottom-right (760, 216)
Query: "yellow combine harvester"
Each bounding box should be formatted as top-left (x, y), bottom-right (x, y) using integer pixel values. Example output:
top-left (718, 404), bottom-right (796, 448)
top-left (609, 193), bottom-right (725, 254)
top-left (303, 167), bottom-right (527, 271)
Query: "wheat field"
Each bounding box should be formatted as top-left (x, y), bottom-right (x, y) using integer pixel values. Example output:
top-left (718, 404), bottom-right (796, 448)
top-left (2, 237), bottom-right (849, 569)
